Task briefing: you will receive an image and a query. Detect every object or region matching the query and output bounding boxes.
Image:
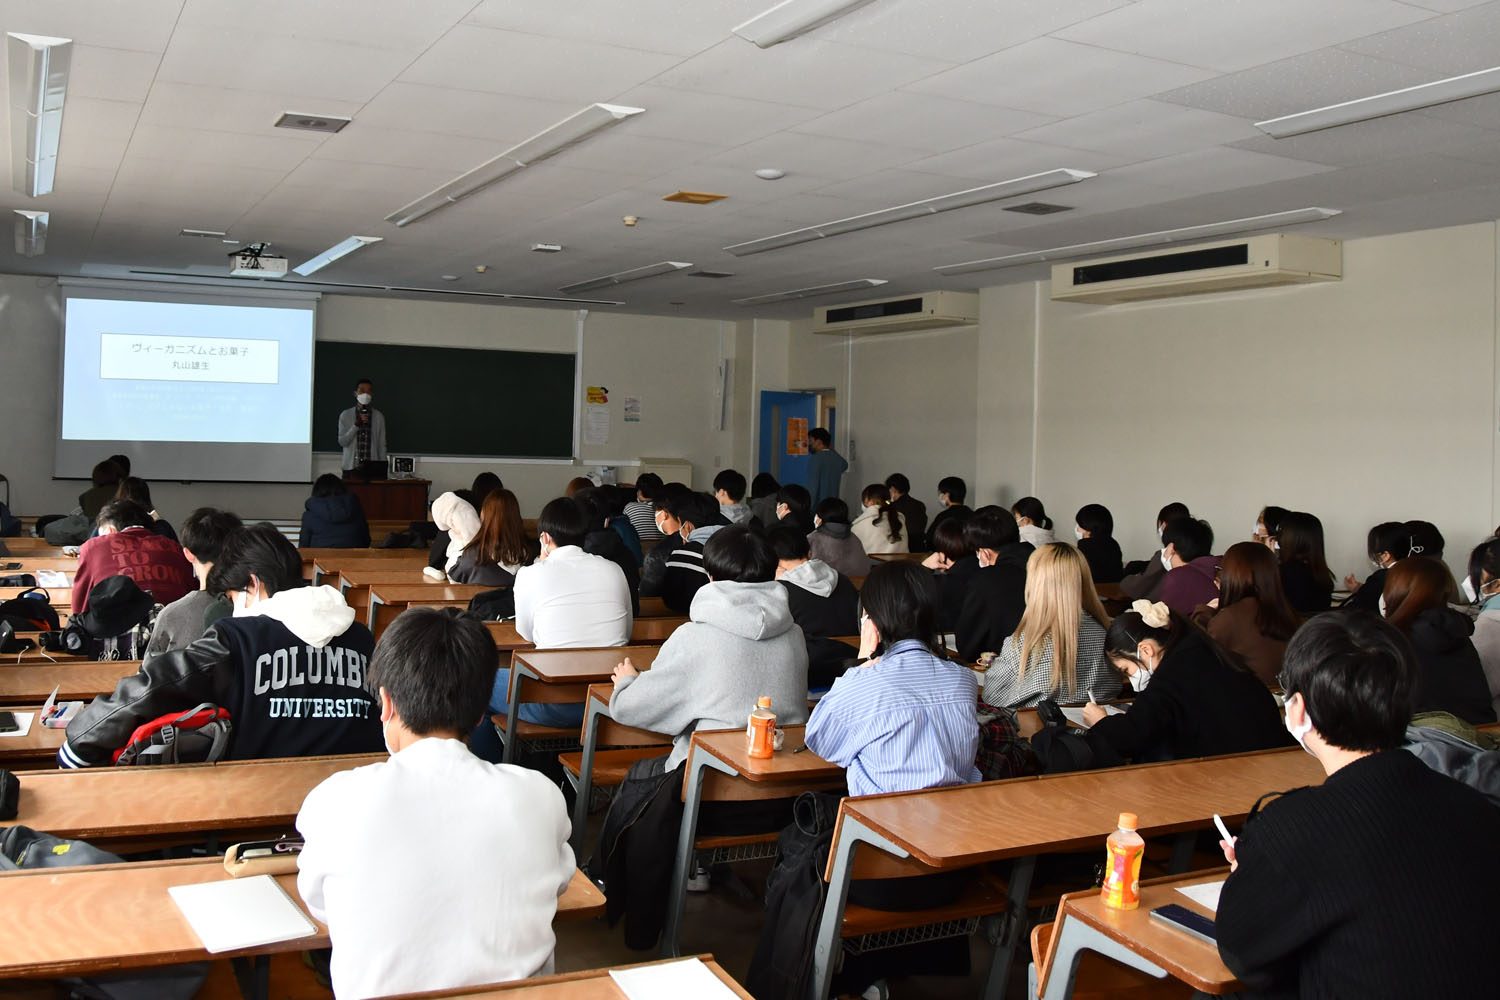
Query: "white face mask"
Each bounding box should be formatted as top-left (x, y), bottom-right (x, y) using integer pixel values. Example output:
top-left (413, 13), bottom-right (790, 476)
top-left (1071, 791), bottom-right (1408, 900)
top-left (1160, 548), bottom-right (1173, 572)
top-left (356, 393), bottom-right (372, 406)
top-left (1253, 522), bottom-right (1264, 538)
top-left (1074, 526), bottom-right (1084, 541)
top-left (231, 590), bottom-right (255, 617)
top-left (1461, 576), bottom-right (1478, 603)
top-left (1128, 666), bottom-right (1152, 692)
top-left (1284, 700), bottom-right (1314, 753)
top-left (1378, 595), bottom-right (1387, 618)
top-left (1269, 539), bottom-right (1280, 552)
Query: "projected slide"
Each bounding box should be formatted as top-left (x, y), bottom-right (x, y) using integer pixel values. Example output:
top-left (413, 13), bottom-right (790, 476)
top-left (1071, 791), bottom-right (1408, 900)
top-left (56, 291), bottom-right (316, 482)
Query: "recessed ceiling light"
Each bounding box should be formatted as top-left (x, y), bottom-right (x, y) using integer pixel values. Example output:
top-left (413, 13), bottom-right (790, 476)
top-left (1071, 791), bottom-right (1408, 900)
top-left (724, 169), bottom-right (1094, 256)
top-left (1256, 65), bottom-right (1500, 138)
top-left (558, 260), bottom-right (692, 293)
top-left (179, 228), bottom-right (228, 239)
top-left (732, 278), bottom-right (887, 306)
top-left (932, 207), bottom-right (1342, 276)
top-left (274, 111), bottom-right (351, 134)
top-left (440, 274), bottom-right (460, 281)
top-left (755, 168), bottom-right (786, 180)
top-left (532, 243), bottom-right (564, 253)
top-left (7, 33), bottom-right (72, 198)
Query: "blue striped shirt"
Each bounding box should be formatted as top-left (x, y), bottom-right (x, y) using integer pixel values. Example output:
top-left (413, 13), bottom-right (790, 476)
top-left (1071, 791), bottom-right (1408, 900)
top-left (805, 639), bottom-right (982, 798)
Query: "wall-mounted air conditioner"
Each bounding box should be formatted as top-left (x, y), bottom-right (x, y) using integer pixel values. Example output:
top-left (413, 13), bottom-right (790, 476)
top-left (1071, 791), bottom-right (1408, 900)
top-left (813, 290), bottom-right (979, 335)
top-left (1051, 234), bottom-right (1341, 304)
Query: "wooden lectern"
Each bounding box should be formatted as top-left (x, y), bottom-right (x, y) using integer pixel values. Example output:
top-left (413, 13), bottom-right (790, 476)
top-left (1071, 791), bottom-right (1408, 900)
top-left (345, 479), bottom-right (431, 522)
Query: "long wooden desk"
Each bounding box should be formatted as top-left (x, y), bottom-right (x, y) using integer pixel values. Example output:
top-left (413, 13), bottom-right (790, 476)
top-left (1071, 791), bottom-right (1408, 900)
top-left (809, 747), bottom-right (1325, 1000)
top-left (316, 555), bottom-right (429, 589)
top-left (2, 556), bottom-right (76, 574)
top-left (368, 583), bottom-right (489, 638)
top-left (0, 857), bottom-right (605, 1000)
top-left (0, 537), bottom-right (66, 554)
top-left (503, 646), bottom-right (662, 765)
top-left (0, 585), bottom-right (70, 606)
top-left (0, 660), bottom-right (139, 706)
top-left (301, 546), bottom-right (427, 582)
top-left (1038, 873), bottom-right (1234, 998)
top-left (12, 752), bottom-right (383, 851)
top-left (387, 956), bottom-right (749, 998)
top-left (663, 726), bottom-right (844, 957)
top-left (0, 704), bottom-right (65, 768)
top-left (341, 566), bottom-right (456, 622)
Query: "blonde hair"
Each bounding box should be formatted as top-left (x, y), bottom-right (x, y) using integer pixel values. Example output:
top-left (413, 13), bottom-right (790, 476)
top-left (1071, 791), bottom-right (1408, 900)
top-left (1014, 543), bottom-right (1112, 695)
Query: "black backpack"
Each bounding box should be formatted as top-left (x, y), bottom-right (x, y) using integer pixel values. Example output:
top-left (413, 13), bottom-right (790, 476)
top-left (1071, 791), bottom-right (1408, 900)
top-left (466, 587), bottom-right (516, 621)
top-left (1030, 699), bottom-right (1099, 774)
top-left (746, 790), bottom-right (843, 1000)
top-left (0, 588), bottom-right (61, 650)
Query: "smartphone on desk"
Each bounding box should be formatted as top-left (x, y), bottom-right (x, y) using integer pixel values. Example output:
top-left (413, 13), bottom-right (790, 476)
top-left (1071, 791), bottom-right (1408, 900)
top-left (1, 562), bottom-right (21, 571)
top-left (1150, 904), bottom-right (1218, 945)
top-left (0, 711), bottom-right (20, 734)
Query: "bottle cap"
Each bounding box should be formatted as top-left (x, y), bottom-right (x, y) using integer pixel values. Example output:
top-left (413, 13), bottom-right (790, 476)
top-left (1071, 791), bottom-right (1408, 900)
top-left (1117, 812), bottom-right (1138, 831)
top-left (757, 696), bottom-right (772, 708)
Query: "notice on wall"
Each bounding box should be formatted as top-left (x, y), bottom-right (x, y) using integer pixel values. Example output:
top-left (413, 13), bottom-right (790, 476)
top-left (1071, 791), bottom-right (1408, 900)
top-left (786, 417), bottom-right (808, 456)
top-left (585, 404), bottom-right (611, 445)
top-left (623, 395), bottom-right (641, 423)
top-left (586, 385), bottom-right (609, 404)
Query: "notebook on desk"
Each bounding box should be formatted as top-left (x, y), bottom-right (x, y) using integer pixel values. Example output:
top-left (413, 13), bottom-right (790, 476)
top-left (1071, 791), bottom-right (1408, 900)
top-left (168, 874), bottom-right (317, 953)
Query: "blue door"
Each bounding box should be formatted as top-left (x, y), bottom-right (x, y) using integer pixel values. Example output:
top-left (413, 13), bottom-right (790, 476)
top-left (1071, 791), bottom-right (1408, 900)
top-left (758, 391), bottom-right (819, 488)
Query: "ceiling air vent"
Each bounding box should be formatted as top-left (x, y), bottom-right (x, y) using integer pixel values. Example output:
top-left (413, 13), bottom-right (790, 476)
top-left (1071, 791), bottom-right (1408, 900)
top-left (1051, 234), bottom-right (1341, 304)
top-left (687, 270), bottom-right (734, 278)
top-left (814, 291), bottom-right (978, 336)
top-left (274, 111), bottom-right (351, 134)
top-left (1003, 202), bottom-right (1073, 215)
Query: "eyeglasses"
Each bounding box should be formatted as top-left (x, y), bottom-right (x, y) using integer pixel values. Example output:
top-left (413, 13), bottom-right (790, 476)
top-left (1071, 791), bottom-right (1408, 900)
top-left (1275, 669), bottom-right (1293, 694)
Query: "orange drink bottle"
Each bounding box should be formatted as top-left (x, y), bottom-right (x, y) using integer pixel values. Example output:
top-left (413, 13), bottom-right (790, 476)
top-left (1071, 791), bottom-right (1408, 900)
top-left (747, 696), bottom-right (776, 759)
top-left (1101, 812), bottom-right (1145, 910)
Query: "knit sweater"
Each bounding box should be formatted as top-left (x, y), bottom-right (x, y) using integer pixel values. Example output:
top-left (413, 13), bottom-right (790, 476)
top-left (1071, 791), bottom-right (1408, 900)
top-left (1217, 750), bottom-right (1500, 999)
top-left (980, 614), bottom-right (1114, 709)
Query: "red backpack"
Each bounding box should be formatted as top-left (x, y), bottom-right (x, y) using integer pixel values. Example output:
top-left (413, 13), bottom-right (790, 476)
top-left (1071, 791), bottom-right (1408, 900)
top-left (112, 704), bottom-right (232, 766)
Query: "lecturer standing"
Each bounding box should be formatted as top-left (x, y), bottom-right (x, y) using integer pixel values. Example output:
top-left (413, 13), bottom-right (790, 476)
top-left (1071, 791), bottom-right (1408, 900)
top-left (338, 377), bottom-right (388, 480)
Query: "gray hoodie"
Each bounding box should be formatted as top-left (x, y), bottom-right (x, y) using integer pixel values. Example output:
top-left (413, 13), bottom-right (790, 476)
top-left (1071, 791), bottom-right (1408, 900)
top-left (781, 558), bottom-right (839, 598)
top-left (720, 502), bottom-right (752, 525)
top-left (610, 580), bottom-right (809, 768)
top-left (808, 522), bottom-right (873, 579)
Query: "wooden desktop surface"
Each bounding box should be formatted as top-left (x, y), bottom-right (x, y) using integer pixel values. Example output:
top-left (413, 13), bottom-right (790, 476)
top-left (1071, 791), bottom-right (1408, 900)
top-left (0, 586), bottom-right (70, 605)
top-left (393, 957), bottom-right (750, 999)
top-left (841, 747), bottom-right (1324, 868)
top-left (514, 646), bottom-right (661, 683)
top-left (690, 726), bottom-right (837, 782)
top-left (0, 704), bottom-right (65, 765)
top-left (369, 583), bottom-right (488, 605)
top-left (4, 557), bottom-right (76, 574)
top-left (0, 661), bottom-right (139, 705)
top-left (12, 752), bottom-right (383, 844)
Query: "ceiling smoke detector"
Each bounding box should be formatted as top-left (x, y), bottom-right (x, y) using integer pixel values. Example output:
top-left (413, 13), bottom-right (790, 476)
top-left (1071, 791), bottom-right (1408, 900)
top-left (274, 111), bottom-right (351, 134)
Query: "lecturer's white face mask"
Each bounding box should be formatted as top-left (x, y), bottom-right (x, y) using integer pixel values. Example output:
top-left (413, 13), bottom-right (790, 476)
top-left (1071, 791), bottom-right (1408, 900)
top-left (355, 392), bottom-right (372, 406)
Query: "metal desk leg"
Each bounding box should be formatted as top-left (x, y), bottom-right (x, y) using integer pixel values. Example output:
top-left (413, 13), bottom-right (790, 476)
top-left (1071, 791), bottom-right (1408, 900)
top-left (1168, 831), bottom-right (1196, 874)
top-left (660, 750), bottom-right (738, 958)
top-left (501, 663), bottom-right (538, 765)
top-left (1038, 915), bottom-right (1167, 1000)
top-left (808, 815), bottom-right (910, 1000)
top-left (570, 698), bottom-right (606, 854)
top-left (366, 593), bottom-right (381, 631)
top-left (231, 954), bottom-right (270, 1000)
top-left (983, 853), bottom-right (1035, 1000)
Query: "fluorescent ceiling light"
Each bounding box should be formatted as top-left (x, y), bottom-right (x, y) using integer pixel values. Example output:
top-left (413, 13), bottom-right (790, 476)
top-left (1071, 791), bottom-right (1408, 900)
top-left (7, 33), bottom-right (72, 197)
top-left (386, 103), bottom-right (644, 227)
top-left (293, 235), bottom-right (383, 276)
top-left (933, 207), bottom-right (1342, 276)
top-left (723, 169), bottom-right (1095, 257)
top-left (14, 209), bottom-right (46, 256)
top-left (734, 0), bottom-right (878, 47)
top-left (558, 260), bottom-right (692, 294)
top-left (1257, 65), bottom-right (1500, 138)
top-left (733, 278), bottom-right (887, 306)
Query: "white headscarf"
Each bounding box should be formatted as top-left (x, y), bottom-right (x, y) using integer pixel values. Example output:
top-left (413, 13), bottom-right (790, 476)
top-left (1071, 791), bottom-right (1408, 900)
top-left (431, 492), bottom-right (481, 575)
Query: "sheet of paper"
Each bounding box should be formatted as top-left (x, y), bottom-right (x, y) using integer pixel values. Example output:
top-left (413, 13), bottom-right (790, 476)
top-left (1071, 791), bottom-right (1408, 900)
top-left (0, 712), bottom-right (34, 738)
top-left (168, 874), bottom-right (317, 954)
top-left (1177, 879), bottom-right (1225, 914)
top-left (610, 958), bottom-right (742, 1000)
top-left (34, 571), bottom-right (69, 588)
top-left (1060, 705), bottom-right (1124, 728)
top-left (584, 404), bottom-right (610, 445)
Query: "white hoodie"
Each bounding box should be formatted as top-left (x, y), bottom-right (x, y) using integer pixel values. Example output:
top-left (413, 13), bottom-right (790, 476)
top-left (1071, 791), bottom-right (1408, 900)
top-left (432, 492), bottom-right (481, 575)
top-left (236, 584), bottom-right (356, 647)
top-left (851, 505), bottom-right (909, 554)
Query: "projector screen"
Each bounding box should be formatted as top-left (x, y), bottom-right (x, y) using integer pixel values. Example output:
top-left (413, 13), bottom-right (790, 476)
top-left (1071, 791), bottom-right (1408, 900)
top-left (56, 284), bottom-right (318, 482)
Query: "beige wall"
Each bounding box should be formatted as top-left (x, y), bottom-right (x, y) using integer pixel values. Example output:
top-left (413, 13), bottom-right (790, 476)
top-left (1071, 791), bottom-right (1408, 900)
top-left (787, 221), bottom-right (1500, 578)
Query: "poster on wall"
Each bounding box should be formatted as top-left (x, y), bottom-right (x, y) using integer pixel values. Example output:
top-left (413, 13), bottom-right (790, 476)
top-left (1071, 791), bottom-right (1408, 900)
top-left (586, 385), bottom-right (609, 404)
top-left (585, 405), bottom-right (610, 444)
top-left (786, 417), bottom-right (808, 456)
top-left (623, 396), bottom-right (641, 423)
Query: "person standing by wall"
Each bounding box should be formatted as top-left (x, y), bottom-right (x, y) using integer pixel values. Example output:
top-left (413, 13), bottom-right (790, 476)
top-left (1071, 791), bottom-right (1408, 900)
top-left (806, 427), bottom-right (846, 507)
top-left (338, 377), bottom-right (388, 480)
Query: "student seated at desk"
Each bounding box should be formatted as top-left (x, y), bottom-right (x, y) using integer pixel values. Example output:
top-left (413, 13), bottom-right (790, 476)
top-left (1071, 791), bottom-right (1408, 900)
top-left (61, 523), bottom-right (382, 767)
top-left (144, 506), bottom-right (241, 663)
top-left (1118, 501), bottom-right (1189, 601)
top-left (593, 526), bottom-right (808, 951)
top-left (1081, 600), bottom-right (1289, 763)
top-left (1381, 557), bottom-right (1496, 724)
top-left (1073, 502), bottom-right (1123, 584)
top-left (748, 472), bottom-right (780, 529)
top-left (639, 483), bottom-right (688, 598)
top-left (981, 543), bottom-right (1116, 708)
top-left (954, 508), bottom-right (1031, 663)
top-left (622, 472), bottom-right (665, 542)
top-left (884, 472), bottom-right (927, 550)
top-left (298, 473), bottom-right (370, 549)
top-left (113, 476), bottom-right (178, 542)
top-left (659, 491), bottom-right (726, 614)
top-left (1158, 516), bottom-right (1220, 617)
top-left (768, 524), bottom-right (860, 687)
top-left (429, 491), bottom-right (480, 576)
top-left (1011, 496), bottom-right (1057, 549)
top-left (575, 488), bottom-right (640, 613)
top-left (1342, 520), bottom-right (1407, 613)
top-left (773, 483), bottom-right (815, 534)
top-left (923, 509), bottom-right (976, 632)
top-left (713, 468), bottom-right (752, 525)
top-left (924, 475), bottom-right (971, 552)
top-left (1251, 504), bottom-right (1288, 550)
top-left (473, 498), bottom-right (632, 763)
top-left (1215, 612), bottom-right (1500, 1000)
top-left (808, 498), bottom-right (873, 579)
top-left (1194, 541), bottom-right (1297, 688)
top-left (297, 608), bottom-right (573, 1000)
top-left (71, 500), bottom-right (195, 614)
top-left (1273, 510), bottom-right (1335, 614)
top-left (851, 483), bottom-right (908, 555)
top-left (1462, 537), bottom-right (1500, 719)
top-left (448, 488), bottom-right (532, 588)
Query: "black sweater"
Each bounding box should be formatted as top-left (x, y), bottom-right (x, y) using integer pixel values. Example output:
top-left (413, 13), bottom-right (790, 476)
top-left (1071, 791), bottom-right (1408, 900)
top-left (1279, 559), bottom-right (1333, 614)
top-left (1344, 567), bottom-right (1385, 613)
top-left (934, 556), bottom-right (979, 633)
top-left (1077, 535), bottom-right (1124, 584)
top-left (1087, 630), bottom-right (1292, 764)
top-left (1406, 606), bottom-right (1497, 724)
top-left (925, 504), bottom-right (972, 552)
top-left (955, 543), bottom-right (1030, 662)
top-left (1217, 750), bottom-right (1500, 999)
top-left (584, 528), bottom-right (640, 617)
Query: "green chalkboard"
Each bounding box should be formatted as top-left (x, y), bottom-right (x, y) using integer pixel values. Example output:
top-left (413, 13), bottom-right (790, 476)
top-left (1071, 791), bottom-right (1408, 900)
top-left (312, 341), bottom-right (575, 458)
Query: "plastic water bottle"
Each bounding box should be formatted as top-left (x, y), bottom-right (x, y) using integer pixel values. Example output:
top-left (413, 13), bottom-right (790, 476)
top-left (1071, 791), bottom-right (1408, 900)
top-left (1101, 812), bottom-right (1145, 910)
top-left (747, 696), bottom-right (776, 759)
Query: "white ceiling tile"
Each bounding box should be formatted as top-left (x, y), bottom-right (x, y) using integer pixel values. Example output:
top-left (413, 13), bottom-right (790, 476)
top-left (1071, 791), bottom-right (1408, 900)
top-left (1156, 48), bottom-right (1438, 120)
top-left (1231, 113), bottom-right (1499, 166)
top-left (137, 83), bottom-right (363, 138)
top-left (633, 164), bottom-right (843, 205)
top-left (1340, 4), bottom-right (1500, 75)
top-left (109, 157), bottom-right (291, 200)
top-left (1392, 0), bottom-right (1496, 9)
top-left (276, 158), bottom-right (456, 195)
top-left (1106, 146), bottom-right (1337, 198)
top-left (1012, 100), bottom-right (1260, 160)
top-left (792, 93), bottom-right (1055, 153)
top-left (904, 37), bottom-right (1216, 117)
top-left (175, 0), bottom-right (476, 53)
top-left (308, 126), bottom-right (512, 172)
top-left (809, 169), bottom-right (993, 204)
top-left (816, 0), bottom-right (1134, 62)
top-left (1418, 91), bottom-right (1500, 131)
top-left (0, 0), bottom-right (184, 52)
top-left (156, 26), bottom-right (413, 103)
top-left (543, 132), bottom-right (722, 177)
top-left (399, 26), bottom-right (681, 104)
top-left (348, 84), bottom-right (580, 143)
top-left (650, 38), bottom-right (957, 112)
top-left (63, 45), bottom-right (162, 104)
top-left (1054, 0), bottom-right (1433, 73)
top-left (461, 0), bottom-right (766, 57)
top-left (123, 124), bottom-right (321, 172)
top-left (903, 136), bottom-right (1137, 181)
top-left (703, 132), bottom-right (927, 178)
top-left (58, 97), bottom-right (141, 165)
top-left (610, 85), bottom-right (823, 145)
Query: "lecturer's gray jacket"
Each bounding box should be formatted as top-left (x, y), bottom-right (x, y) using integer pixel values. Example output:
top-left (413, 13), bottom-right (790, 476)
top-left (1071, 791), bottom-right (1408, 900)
top-left (336, 407), bottom-right (387, 470)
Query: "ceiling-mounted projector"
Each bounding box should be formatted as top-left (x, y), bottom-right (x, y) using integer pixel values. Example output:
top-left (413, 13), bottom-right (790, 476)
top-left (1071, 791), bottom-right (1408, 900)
top-left (227, 242), bottom-right (287, 277)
